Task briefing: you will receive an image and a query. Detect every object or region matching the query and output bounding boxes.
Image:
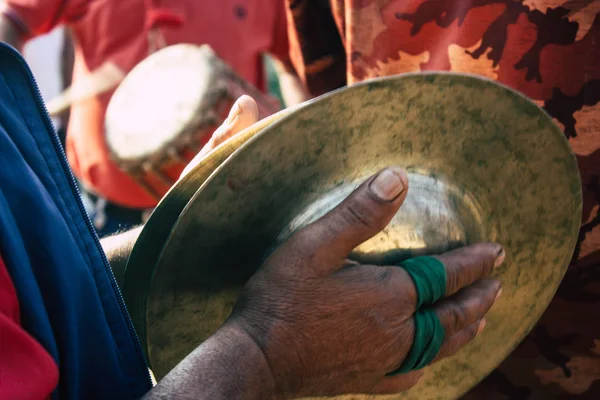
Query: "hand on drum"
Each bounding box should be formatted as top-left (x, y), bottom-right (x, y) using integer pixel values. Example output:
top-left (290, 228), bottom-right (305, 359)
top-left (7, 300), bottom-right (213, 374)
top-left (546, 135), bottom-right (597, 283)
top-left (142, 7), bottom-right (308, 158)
top-left (221, 167), bottom-right (504, 397)
top-left (180, 95), bottom-right (260, 178)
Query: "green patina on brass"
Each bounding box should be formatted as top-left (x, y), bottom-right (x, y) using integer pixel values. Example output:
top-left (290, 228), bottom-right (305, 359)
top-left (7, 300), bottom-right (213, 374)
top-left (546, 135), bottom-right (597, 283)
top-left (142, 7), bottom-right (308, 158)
top-left (122, 73), bottom-right (582, 400)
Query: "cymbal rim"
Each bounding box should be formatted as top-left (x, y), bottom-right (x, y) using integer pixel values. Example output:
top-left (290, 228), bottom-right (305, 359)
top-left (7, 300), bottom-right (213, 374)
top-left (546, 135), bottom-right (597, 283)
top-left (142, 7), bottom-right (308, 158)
top-left (125, 72), bottom-right (582, 399)
top-left (122, 105), bottom-right (301, 350)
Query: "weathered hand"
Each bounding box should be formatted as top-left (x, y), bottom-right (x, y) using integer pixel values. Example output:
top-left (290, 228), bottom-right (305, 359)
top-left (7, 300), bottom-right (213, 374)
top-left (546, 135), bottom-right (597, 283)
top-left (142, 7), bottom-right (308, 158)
top-left (180, 95), bottom-right (259, 178)
top-left (226, 167), bottom-right (504, 398)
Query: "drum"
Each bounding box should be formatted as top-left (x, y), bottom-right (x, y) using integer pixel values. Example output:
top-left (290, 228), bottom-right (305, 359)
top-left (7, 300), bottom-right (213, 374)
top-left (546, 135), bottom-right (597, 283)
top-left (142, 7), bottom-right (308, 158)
top-left (105, 44), bottom-right (279, 200)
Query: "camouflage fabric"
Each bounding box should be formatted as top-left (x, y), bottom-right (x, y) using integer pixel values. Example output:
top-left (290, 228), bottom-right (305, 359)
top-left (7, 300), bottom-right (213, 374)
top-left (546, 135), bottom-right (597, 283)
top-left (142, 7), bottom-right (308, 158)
top-left (285, 0), bottom-right (600, 398)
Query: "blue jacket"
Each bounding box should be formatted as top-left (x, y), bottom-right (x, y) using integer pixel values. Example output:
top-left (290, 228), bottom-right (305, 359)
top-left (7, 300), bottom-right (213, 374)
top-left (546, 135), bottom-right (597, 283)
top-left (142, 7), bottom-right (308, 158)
top-left (0, 43), bottom-right (152, 398)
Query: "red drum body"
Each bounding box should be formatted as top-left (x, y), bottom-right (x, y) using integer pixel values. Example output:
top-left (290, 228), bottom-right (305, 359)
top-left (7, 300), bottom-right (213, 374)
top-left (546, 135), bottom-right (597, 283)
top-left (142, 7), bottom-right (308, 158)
top-left (105, 44), bottom-right (279, 199)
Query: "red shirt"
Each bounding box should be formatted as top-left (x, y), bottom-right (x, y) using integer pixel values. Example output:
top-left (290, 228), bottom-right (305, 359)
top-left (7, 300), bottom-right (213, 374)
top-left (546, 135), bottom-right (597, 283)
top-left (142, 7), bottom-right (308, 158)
top-left (0, 255), bottom-right (58, 400)
top-left (2, 0), bottom-right (291, 208)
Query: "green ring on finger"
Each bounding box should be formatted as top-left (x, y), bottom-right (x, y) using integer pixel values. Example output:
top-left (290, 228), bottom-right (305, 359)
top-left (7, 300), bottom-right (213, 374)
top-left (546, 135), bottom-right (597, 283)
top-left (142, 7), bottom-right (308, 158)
top-left (388, 256), bottom-right (447, 374)
top-left (388, 308), bottom-right (445, 374)
top-left (401, 256), bottom-right (447, 307)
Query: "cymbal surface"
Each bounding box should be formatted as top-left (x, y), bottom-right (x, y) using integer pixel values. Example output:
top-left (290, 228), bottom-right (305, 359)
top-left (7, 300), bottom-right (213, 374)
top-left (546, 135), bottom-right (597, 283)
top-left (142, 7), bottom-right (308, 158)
top-left (123, 108), bottom-right (291, 289)
top-left (123, 73), bottom-right (581, 399)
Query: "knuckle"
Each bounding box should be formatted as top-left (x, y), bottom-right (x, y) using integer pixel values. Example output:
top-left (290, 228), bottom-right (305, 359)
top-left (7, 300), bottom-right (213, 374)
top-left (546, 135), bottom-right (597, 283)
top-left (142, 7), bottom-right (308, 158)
top-left (268, 229), bottom-right (322, 274)
top-left (340, 200), bottom-right (376, 230)
top-left (339, 188), bottom-right (390, 232)
top-left (450, 304), bottom-right (468, 333)
top-left (443, 265), bottom-right (459, 295)
top-left (373, 266), bottom-right (393, 285)
top-left (375, 267), bottom-right (417, 308)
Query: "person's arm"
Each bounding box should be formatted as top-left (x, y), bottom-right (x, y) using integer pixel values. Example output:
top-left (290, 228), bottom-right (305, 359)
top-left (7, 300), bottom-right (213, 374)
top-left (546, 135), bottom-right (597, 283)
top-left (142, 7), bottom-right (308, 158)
top-left (101, 226), bottom-right (142, 286)
top-left (0, 12), bottom-right (25, 51)
top-left (0, 0), bottom-right (88, 52)
top-left (143, 324), bottom-right (277, 399)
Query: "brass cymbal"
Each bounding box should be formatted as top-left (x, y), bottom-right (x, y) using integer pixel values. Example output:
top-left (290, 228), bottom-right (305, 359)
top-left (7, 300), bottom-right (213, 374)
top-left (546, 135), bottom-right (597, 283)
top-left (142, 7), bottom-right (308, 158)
top-left (122, 107), bottom-right (294, 288)
top-left (122, 73), bottom-right (582, 399)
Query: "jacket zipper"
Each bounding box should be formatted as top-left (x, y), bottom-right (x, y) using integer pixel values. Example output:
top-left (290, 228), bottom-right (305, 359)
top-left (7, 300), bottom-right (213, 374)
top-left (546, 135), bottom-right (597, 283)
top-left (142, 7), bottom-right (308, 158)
top-left (8, 47), bottom-right (152, 387)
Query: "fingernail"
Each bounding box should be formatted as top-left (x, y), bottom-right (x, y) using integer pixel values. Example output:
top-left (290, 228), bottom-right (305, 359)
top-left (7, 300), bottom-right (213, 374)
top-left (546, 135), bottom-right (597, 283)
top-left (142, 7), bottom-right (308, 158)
top-left (370, 168), bottom-right (405, 201)
top-left (494, 248), bottom-right (505, 268)
top-left (476, 319), bottom-right (487, 336)
top-left (495, 288), bottom-right (502, 301)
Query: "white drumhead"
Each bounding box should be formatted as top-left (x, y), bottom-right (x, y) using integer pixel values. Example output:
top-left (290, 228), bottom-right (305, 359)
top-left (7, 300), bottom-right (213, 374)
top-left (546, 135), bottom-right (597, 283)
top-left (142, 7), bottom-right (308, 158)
top-left (105, 44), bottom-right (221, 162)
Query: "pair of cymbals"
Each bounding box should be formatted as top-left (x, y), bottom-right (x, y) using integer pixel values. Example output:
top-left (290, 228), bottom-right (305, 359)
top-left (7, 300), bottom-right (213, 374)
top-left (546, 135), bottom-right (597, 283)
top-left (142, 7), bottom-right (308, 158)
top-left (121, 73), bottom-right (581, 400)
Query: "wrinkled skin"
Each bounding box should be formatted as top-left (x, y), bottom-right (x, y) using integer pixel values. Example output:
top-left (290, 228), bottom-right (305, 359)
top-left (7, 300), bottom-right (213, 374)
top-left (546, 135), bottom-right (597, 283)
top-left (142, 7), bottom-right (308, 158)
top-left (151, 108), bottom-right (506, 397)
top-left (224, 158), bottom-right (505, 397)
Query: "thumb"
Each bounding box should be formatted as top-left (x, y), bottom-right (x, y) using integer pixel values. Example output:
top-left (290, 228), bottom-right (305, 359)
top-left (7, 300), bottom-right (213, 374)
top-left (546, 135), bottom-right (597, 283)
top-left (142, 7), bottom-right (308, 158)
top-left (211, 95), bottom-right (259, 148)
top-left (180, 95), bottom-right (259, 178)
top-left (294, 167), bottom-right (409, 274)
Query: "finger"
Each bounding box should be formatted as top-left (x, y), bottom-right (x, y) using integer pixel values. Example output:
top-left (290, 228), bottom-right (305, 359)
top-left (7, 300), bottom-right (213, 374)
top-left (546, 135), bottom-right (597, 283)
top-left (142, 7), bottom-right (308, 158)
top-left (335, 264), bottom-right (418, 311)
top-left (432, 319), bottom-right (486, 363)
top-left (370, 371), bottom-right (424, 394)
top-left (435, 243), bottom-right (505, 296)
top-left (291, 167), bottom-right (409, 274)
top-left (435, 278), bottom-right (501, 336)
top-left (180, 95), bottom-right (258, 178)
top-left (210, 95), bottom-right (259, 147)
